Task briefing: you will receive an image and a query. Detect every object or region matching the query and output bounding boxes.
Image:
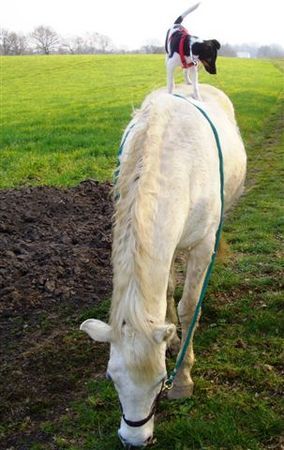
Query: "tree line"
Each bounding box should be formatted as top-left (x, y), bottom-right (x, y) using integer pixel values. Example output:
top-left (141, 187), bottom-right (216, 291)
top-left (219, 42), bottom-right (284, 58)
top-left (1, 26), bottom-right (284, 58)
top-left (0, 26), bottom-right (114, 55)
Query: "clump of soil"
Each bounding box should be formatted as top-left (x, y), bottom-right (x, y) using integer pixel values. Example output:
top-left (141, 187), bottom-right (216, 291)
top-left (0, 180), bottom-right (114, 449)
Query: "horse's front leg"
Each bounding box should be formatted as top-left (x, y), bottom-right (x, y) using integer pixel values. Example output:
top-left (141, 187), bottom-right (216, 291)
top-left (168, 233), bottom-right (216, 399)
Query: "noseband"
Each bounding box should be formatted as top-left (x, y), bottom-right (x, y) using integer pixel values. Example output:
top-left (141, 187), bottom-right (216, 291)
top-left (120, 379), bottom-right (165, 428)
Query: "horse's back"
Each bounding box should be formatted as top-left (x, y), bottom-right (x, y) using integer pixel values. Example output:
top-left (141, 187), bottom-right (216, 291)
top-left (141, 84), bottom-right (246, 205)
top-left (118, 84), bottom-right (246, 253)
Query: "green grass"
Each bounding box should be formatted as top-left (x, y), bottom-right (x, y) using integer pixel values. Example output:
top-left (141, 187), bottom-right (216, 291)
top-left (1, 56), bottom-right (284, 449)
top-left (1, 55), bottom-right (283, 188)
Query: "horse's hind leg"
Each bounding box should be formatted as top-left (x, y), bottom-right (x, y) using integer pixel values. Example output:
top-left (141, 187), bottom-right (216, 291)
top-left (168, 232), bottom-right (216, 399)
top-left (166, 256), bottom-right (180, 355)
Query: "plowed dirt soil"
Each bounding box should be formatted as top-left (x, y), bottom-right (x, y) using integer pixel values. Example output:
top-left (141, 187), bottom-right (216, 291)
top-left (0, 180), bottom-right (114, 449)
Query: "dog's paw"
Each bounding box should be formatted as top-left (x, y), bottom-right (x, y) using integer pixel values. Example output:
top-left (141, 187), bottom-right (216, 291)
top-left (192, 93), bottom-right (202, 101)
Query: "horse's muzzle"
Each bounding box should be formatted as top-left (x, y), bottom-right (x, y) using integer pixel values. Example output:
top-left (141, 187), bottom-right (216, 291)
top-left (118, 431), bottom-right (155, 448)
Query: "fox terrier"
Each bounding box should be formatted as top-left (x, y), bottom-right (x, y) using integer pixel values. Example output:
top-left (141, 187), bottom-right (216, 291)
top-left (165, 3), bottom-right (221, 100)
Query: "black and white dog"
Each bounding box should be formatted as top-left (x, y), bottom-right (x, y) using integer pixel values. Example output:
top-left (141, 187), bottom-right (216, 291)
top-left (165, 2), bottom-right (221, 100)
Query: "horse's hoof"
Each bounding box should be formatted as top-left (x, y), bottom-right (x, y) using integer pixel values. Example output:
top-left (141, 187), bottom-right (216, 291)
top-left (167, 383), bottom-right (194, 399)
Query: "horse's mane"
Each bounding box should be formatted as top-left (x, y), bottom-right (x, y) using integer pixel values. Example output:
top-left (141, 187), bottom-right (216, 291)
top-left (109, 94), bottom-right (175, 381)
top-left (110, 94), bottom-right (171, 340)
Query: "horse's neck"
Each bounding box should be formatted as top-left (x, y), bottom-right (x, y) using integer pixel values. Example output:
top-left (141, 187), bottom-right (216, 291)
top-left (111, 215), bottom-right (174, 329)
top-left (137, 255), bottom-right (170, 320)
top-left (112, 103), bottom-right (175, 328)
top-left (113, 251), bottom-right (170, 324)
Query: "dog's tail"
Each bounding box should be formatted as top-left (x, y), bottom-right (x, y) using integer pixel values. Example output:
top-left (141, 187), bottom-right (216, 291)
top-left (174, 2), bottom-right (201, 24)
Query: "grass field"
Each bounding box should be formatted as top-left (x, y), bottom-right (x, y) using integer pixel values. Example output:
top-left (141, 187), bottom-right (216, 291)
top-left (1, 56), bottom-right (284, 449)
top-left (1, 55), bottom-right (283, 188)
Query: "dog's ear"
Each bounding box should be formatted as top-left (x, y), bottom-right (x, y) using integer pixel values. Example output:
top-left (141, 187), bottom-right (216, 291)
top-left (213, 40), bottom-right (221, 50)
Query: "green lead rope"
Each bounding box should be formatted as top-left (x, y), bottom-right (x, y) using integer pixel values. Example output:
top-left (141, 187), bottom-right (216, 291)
top-left (114, 123), bottom-right (136, 201)
top-left (165, 94), bottom-right (225, 388)
top-left (114, 123), bottom-right (136, 183)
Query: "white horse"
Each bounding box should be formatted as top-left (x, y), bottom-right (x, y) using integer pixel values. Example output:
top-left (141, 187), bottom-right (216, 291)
top-left (80, 84), bottom-right (247, 447)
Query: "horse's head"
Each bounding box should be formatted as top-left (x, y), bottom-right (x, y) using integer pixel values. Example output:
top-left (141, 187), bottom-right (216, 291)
top-left (80, 319), bottom-right (176, 447)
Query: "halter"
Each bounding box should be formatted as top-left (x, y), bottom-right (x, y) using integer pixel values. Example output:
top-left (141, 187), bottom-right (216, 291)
top-left (120, 378), bottom-right (165, 428)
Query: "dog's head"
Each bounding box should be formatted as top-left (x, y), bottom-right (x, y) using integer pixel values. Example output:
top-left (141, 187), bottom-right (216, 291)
top-left (193, 39), bottom-right (221, 74)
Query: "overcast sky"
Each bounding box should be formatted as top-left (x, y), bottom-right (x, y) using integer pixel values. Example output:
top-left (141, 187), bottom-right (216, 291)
top-left (2, 0), bottom-right (284, 50)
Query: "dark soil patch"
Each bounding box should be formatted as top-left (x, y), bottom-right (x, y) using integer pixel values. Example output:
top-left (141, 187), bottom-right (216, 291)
top-left (0, 180), bottom-right (114, 449)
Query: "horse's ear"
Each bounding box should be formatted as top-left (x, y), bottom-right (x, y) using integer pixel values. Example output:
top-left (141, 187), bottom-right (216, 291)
top-left (152, 324), bottom-right (176, 344)
top-left (80, 319), bottom-right (113, 342)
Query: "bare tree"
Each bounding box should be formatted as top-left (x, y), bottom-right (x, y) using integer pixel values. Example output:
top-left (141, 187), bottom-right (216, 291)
top-left (257, 44), bottom-right (284, 58)
top-left (140, 44), bottom-right (164, 54)
top-left (82, 32), bottom-right (101, 53)
top-left (61, 36), bottom-right (84, 54)
top-left (95, 33), bottom-right (113, 53)
top-left (219, 43), bottom-right (237, 57)
top-left (31, 26), bottom-right (59, 54)
top-left (9, 32), bottom-right (28, 55)
top-left (61, 32), bottom-right (114, 54)
top-left (140, 39), bottom-right (164, 54)
top-left (0, 29), bottom-right (28, 55)
top-left (0, 29), bottom-right (12, 55)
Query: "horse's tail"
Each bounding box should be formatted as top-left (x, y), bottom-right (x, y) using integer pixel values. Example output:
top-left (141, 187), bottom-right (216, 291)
top-left (174, 2), bottom-right (201, 24)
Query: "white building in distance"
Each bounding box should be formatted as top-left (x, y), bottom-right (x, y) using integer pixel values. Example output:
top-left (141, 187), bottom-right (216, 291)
top-left (236, 51), bottom-right (251, 58)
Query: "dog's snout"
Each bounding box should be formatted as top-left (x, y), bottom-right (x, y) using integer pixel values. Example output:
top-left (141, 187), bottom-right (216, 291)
top-left (204, 64), bottom-right (216, 75)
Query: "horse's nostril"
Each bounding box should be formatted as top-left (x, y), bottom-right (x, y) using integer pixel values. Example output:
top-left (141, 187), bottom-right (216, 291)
top-left (145, 435), bottom-right (156, 446)
top-left (106, 371), bottom-right (112, 381)
top-left (118, 431), bottom-right (155, 448)
top-left (118, 431), bottom-right (132, 448)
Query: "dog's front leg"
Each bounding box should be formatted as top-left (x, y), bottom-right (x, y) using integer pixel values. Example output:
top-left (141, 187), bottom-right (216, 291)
top-left (189, 66), bottom-right (202, 101)
top-left (184, 69), bottom-right (192, 85)
top-left (167, 60), bottom-right (176, 94)
top-left (167, 54), bottom-right (180, 94)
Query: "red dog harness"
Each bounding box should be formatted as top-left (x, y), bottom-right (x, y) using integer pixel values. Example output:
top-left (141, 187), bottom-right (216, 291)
top-left (178, 26), bottom-right (197, 69)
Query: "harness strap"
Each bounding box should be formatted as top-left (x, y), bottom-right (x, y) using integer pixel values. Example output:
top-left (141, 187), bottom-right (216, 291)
top-left (168, 26), bottom-right (197, 69)
top-left (175, 27), bottom-right (196, 69)
top-left (179, 32), bottom-right (195, 69)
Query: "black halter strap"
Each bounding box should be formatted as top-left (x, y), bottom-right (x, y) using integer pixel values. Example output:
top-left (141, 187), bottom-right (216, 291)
top-left (120, 379), bottom-right (165, 428)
